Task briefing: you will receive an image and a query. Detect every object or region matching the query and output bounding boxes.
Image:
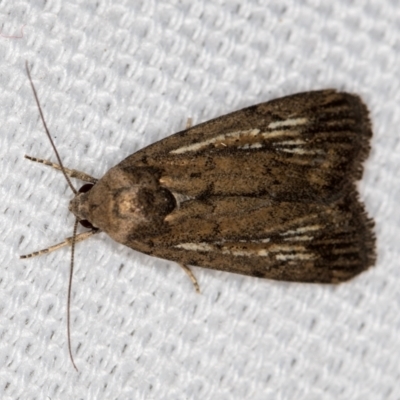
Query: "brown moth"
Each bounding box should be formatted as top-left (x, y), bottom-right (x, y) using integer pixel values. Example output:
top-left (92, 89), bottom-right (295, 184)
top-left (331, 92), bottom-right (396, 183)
top-left (69, 90), bottom-right (375, 283)
top-left (22, 63), bottom-right (375, 369)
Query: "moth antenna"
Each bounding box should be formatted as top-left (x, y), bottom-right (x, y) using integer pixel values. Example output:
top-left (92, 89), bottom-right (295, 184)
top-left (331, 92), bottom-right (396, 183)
top-left (25, 61), bottom-right (77, 195)
top-left (25, 62), bottom-right (98, 371)
top-left (24, 155), bottom-right (98, 184)
top-left (68, 219), bottom-right (80, 371)
top-left (20, 230), bottom-right (99, 259)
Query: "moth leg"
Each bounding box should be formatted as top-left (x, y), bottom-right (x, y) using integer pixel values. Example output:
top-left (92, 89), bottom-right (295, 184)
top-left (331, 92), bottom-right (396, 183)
top-left (185, 118), bottom-right (193, 129)
top-left (179, 264), bottom-right (200, 293)
top-left (20, 230), bottom-right (99, 259)
top-left (24, 155), bottom-right (98, 184)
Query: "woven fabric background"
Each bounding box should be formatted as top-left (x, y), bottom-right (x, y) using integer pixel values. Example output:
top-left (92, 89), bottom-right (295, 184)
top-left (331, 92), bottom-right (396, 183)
top-left (1, 1), bottom-right (399, 399)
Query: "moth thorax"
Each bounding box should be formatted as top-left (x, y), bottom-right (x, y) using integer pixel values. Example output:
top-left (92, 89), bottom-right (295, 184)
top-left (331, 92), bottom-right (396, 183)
top-left (68, 166), bottom-right (177, 244)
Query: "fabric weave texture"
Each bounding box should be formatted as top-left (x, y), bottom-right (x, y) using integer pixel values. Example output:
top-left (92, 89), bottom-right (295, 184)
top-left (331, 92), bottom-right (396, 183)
top-left (0, 1), bottom-right (399, 399)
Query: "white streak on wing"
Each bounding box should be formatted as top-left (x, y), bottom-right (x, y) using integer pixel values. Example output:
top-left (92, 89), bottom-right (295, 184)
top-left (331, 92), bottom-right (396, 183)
top-left (277, 148), bottom-right (324, 155)
top-left (268, 118), bottom-right (308, 129)
top-left (175, 241), bottom-right (272, 257)
top-left (296, 225), bottom-right (322, 234)
top-left (280, 225), bottom-right (321, 236)
top-left (170, 128), bottom-right (261, 154)
top-left (273, 139), bottom-right (307, 146)
top-left (170, 138), bottom-right (218, 154)
top-left (175, 242), bottom-right (214, 252)
top-left (175, 234), bottom-right (274, 257)
top-left (239, 142), bottom-right (264, 149)
top-left (239, 238), bottom-right (270, 243)
top-left (276, 253), bottom-right (315, 261)
top-left (222, 249), bottom-right (247, 257)
top-left (262, 130), bottom-right (300, 139)
top-left (283, 235), bottom-right (314, 242)
top-left (222, 248), bottom-right (270, 257)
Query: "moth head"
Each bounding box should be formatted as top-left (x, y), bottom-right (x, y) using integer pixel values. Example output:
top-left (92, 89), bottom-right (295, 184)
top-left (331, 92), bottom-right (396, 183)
top-left (69, 166), bottom-right (176, 244)
top-left (68, 183), bottom-right (96, 229)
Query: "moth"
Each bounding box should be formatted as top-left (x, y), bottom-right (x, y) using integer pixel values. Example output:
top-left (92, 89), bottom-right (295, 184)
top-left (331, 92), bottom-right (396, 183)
top-left (22, 63), bottom-right (375, 369)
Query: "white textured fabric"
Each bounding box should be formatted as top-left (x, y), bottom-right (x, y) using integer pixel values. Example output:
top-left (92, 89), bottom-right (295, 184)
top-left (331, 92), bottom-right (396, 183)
top-left (1, 1), bottom-right (399, 399)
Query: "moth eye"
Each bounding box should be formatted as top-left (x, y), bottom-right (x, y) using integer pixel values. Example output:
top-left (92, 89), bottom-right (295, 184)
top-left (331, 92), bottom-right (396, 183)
top-left (79, 183), bottom-right (94, 193)
top-left (79, 219), bottom-right (94, 229)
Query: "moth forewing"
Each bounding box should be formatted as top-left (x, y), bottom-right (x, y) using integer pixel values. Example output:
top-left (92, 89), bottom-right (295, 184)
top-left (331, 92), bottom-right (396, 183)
top-left (121, 90), bottom-right (372, 202)
top-left (124, 192), bottom-right (375, 283)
